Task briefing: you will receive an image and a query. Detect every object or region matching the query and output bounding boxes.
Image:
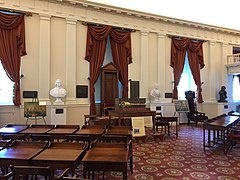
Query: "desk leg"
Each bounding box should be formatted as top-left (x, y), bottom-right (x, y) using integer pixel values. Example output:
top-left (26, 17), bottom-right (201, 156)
top-left (152, 115), bottom-right (155, 134)
top-left (203, 127), bottom-right (206, 151)
top-left (83, 164), bottom-right (86, 178)
top-left (175, 119), bottom-right (178, 138)
top-left (123, 163), bottom-right (128, 180)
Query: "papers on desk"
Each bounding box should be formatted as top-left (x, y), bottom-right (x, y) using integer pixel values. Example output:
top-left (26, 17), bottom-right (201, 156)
top-left (131, 117), bottom-right (145, 137)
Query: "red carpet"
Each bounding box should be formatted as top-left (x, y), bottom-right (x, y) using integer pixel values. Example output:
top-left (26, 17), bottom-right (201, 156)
top-left (74, 125), bottom-right (240, 179)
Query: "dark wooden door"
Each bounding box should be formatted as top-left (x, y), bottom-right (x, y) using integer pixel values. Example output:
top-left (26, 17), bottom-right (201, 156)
top-left (101, 63), bottom-right (119, 115)
top-left (104, 72), bottom-right (118, 106)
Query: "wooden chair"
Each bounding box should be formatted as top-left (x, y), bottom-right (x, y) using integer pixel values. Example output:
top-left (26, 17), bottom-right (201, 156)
top-left (6, 165), bottom-right (69, 180)
top-left (226, 128), bottom-right (240, 153)
top-left (185, 91), bottom-right (208, 126)
top-left (102, 134), bottom-right (133, 174)
top-left (155, 113), bottom-right (170, 134)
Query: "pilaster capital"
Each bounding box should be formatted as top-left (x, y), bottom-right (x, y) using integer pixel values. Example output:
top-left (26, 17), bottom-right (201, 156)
top-left (209, 41), bottom-right (216, 46)
top-left (66, 18), bottom-right (77, 25)
top-left (157, 33), bottom-right (166, 39)
top-left (221, 42), bottom-right (228, 47)
top-left (140, 30), bottom-right (149, 36)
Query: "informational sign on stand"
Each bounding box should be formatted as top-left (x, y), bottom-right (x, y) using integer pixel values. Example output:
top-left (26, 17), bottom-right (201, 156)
top-left (131, 117), bottom-right (145, 137)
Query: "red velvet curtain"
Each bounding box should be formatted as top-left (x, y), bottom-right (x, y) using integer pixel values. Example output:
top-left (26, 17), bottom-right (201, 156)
top-left (188, 41), bottom-right (205, 103)
top-left (110, 29), bottom-right (132, 98)
top-left (170, 38), bottom-right (188, 99)
top-left (85, 25), bottom-right (111, 115)
top-left (0, 12), bottom-right (26, 106)
top-left (170, 37), bottom-right (205, 103)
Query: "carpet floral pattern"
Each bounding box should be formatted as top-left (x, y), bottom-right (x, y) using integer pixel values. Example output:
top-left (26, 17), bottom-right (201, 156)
top-left (75, 125), bottom-right (240, 179)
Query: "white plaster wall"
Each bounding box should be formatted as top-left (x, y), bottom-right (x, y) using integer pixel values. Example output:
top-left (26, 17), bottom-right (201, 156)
top-left (0, 0), bottom-right (240, 126)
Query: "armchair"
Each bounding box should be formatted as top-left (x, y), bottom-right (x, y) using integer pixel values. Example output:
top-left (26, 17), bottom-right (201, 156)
top-left (185, 91), bottom-right (208, 126)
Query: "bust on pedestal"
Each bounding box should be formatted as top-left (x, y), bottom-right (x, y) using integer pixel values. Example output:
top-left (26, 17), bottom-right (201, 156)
top-left (50, 79), bottom-right (67, 124)
top-left (150, 83), bottom-right (161, 102)
top-left (50, 79), bottom-right (66, 105)
top-left (218, 86), bottom-right (227, 102)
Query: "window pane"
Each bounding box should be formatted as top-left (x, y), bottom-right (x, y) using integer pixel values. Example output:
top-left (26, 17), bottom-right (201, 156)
top-left (233, 76), bottom-right (240, 101)
top-left (178, 53), bottom-right (197, 100)
top-left (0, 63), bottom-right (14, 105)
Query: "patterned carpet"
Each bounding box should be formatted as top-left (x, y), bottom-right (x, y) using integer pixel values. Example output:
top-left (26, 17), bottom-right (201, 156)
top-left (75, 125), bottom-right (240, 180)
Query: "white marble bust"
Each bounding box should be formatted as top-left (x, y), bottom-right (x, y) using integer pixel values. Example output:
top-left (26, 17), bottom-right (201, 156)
top-left (150, 83), bottom-right (161, 101)
top-left (50, 79), bottom-right (66, 103)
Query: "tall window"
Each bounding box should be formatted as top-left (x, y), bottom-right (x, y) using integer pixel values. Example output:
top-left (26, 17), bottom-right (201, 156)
top-left (0, 62), bottom-right (14, 105)
top-left (233, 75), bottom-right (240, 101)
top-left (178, 53), bottom-right (197, 100)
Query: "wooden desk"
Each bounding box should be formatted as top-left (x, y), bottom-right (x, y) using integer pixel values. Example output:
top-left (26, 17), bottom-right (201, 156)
top-left (46, 126), bottom-right (79, 141)
top-left (32, 142), bottom-right (86, 175)
top-left (0, 124), bottom-right (29, 134)
top-left (203, 115), bottom-right (239, 153)
top-left (20, 125), bottom-right (54, 135)
top-left (105, 129), bottom-right (132, 139)
top-left (0, 141), bottom-right (47, 169)
top-left (75, 128), bottom-right (105, 142)
top-left (109, 108), bottom-right (156, 133)
top-left (82, 142), bottom-right (128, 180)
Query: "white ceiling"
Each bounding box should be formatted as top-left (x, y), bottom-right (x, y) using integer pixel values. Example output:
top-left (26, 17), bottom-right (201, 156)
top-left (86, 0), bottom-right (240, 31)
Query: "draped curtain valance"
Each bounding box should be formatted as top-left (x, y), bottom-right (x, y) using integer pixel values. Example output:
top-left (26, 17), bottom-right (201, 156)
top-left (171, 38), bottom-right (205, 103)
top-left (85, 25), bottom-right (132, 115)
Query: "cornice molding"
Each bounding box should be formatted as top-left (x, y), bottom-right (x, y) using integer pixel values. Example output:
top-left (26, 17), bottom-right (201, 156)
top-left (58, 0), bottom-right (240, 35)
top-left (1, 0), bottom-right (240, 43)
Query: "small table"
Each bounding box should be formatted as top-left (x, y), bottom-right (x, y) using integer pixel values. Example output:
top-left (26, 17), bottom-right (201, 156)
top-left (82, 142), bottom-right (128, 180)
top-left (75, 128), bottom-right (105, 142)
top-left (20, 125), bottom-right (54, 138)
top-left (203, 115), bottom-right (239, 153)
top-left (105, 129), bottom-right (132, 139)
top-left (32, 142), bottom-right (86, 175)
top-left (0, 141), bottom-right (47, 170)
top-left (46, 125), bottom-right (79, 141)
top-left (156, 116), bottom-right (178, 138)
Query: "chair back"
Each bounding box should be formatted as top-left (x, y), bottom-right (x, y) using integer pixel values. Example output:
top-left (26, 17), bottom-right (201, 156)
top-left (9, 165), bottom-right (54, 180)
top-left (185, 91), bottom-right (197, 113)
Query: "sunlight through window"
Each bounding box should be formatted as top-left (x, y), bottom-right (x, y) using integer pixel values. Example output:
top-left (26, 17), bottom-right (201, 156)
top-left (233, 75), bottom-right (240, 101)
top-left (0, 62), bottom-right (14, 105)
top-left (178, 53), bottom-right (197, 100)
